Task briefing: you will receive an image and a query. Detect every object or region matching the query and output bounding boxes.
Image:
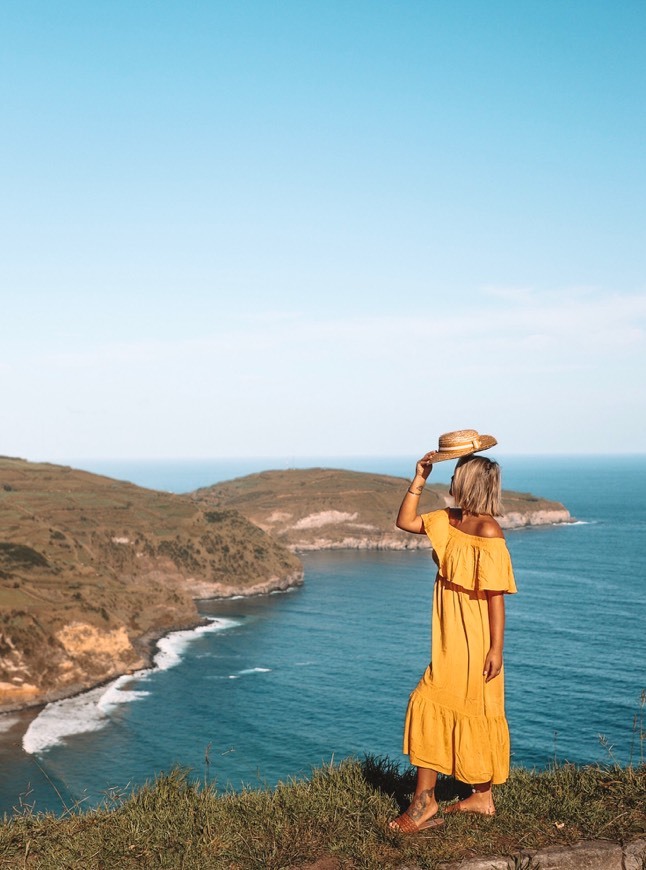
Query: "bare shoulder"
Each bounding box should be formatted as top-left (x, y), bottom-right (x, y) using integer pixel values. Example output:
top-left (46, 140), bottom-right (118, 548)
top-left (476, 516), bottom-right (505, 539)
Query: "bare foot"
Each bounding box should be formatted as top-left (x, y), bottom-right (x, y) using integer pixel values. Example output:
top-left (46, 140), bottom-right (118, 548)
top-left (445, 789), bottom-right (495, 816)
top-left (389, 788), bottom-right (442, 832)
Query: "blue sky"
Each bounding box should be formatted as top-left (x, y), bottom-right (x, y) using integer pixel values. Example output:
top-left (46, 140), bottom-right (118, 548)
top-left (2, 1), bottom-right (644, 459)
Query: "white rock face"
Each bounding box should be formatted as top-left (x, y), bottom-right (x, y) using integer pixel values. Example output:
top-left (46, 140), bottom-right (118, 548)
top-left (499, 509), bottom-right (571, 529)
top-left (285, 508), bottom-right (572, 551)
top-left (293, 510), bottom-right (359, 529)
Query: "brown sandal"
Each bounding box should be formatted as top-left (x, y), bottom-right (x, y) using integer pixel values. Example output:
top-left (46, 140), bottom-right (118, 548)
top-left (389, 811), bottom-right (445, 834)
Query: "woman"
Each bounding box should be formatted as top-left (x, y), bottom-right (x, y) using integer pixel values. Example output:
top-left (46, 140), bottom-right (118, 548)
top-left (390, 429), bottom-right (517, 834)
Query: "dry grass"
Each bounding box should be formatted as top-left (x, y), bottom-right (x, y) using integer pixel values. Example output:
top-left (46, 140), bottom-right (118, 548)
top-left (0, 458), bottom-right (302, 712)
top-left (0, 757), bottom-right (643, 869)
top-left (193, 468), bottom-right (568, 552)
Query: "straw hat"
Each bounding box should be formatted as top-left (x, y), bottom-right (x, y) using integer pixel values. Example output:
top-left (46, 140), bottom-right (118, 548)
top-left (428, 429), bottom-right (497, 462)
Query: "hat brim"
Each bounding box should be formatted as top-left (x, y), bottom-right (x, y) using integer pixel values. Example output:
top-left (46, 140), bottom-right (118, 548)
top-left (428, 435), bottom-right (498, 463)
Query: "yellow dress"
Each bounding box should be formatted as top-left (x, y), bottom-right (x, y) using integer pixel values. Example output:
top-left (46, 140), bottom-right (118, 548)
top-left (403, 508), bottom-right (517, 784)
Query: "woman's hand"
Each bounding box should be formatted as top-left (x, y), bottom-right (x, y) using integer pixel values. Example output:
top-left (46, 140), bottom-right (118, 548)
top-left (485, 592), bottom-right (505, 682)
top-left (415, 452), bottom-right (436, 480)
top-left (483, 648), bottom-right (503, 683)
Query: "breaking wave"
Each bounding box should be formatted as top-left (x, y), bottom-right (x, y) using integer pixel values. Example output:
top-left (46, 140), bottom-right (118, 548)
top-left (22, 617), bottom-right (239, 755)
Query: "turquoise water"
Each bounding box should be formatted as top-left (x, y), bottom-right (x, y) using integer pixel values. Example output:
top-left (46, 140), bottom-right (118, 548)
top-left (0, 455), bottom-right (644, 816)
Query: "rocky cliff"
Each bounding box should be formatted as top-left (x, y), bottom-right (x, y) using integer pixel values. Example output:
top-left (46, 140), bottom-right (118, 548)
top-left (0, 458), bottom-right (302, 712)
top-left (0, 460), bottom-right (570, 713)
top-left (193, 468), bottom-right (572, 551)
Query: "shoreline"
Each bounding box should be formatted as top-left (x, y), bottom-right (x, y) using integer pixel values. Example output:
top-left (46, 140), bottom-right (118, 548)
top-left (0, 518), bottom-right (570, 719)
top-left (0, 615), bottom-right (211, 719)
top-left (19, 614), bottom-right (246, 756)
top-left (288, 512), bottom-right (575, 552)
top-left (0, 567), bottom-right (305, 718)
top-left (0, 579), bottom-right (305, 721)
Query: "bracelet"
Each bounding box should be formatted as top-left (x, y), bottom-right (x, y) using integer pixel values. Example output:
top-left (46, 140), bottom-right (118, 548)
top-left (407, 488), bottom-right (422, 496)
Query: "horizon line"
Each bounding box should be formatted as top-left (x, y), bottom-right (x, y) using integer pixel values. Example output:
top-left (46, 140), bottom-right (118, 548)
top-left (25, 451), bottom-right (646, 464)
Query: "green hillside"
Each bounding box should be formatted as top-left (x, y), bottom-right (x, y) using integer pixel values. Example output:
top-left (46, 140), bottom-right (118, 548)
top-left (0, 458), bottom-right (301, 712)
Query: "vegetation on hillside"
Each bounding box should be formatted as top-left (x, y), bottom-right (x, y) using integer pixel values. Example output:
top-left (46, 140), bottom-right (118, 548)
top-left (0, 458), bottom-right (301, 710)
top-left (0, 756), bottom-right (643, 869)
top-left (194, 468), bottom-right (571, 550)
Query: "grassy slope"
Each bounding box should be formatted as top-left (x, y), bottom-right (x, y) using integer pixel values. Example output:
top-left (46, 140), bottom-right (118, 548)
top-left (0, 757), bottom-right (643, 869)
top-left (193, 468), bottom-right (570, 549)
top-left (0, 458), bottom-right (301, 709)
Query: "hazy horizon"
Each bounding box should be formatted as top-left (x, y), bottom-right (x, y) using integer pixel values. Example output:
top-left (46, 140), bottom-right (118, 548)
top-left (23, 451), bottom-right (646, 470)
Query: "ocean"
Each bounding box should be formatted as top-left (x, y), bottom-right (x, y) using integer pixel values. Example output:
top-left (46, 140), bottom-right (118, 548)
top-left (0, 455), bottom-right (644, 817)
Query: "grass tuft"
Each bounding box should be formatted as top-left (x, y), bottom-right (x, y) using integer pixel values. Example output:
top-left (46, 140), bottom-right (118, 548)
top-left (0, 757), bottom-right (643, 869)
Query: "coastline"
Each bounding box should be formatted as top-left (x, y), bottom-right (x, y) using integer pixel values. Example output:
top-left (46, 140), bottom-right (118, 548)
top-left (286, 510), bottom-right (574, 552)
top-left (0, 568), bottom-right (305, 718)
top-left (0, 512), bottom-right (567, 718)
top-left (0, 460), bottom-right (570, 720)
top-left (19, 614), bottom-right (247, 756)
top-left (0, 615), bottom-right (211, 718)
top-left (0, 573), bottom-right (306, 725)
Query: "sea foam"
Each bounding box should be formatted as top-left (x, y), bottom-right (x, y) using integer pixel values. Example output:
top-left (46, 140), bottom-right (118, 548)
top-left (556, 520), bottom-right (591, 526)
top-left (153, 617), bottom-right (239, 670)
top-left (22, 617), bottom-right (238, 755)
top-left (23, 685), bottom-right (115, 754)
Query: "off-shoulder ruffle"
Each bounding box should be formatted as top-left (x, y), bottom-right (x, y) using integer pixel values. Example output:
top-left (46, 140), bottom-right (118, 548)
top-left (422, 509), bottom-right (517, 594)
top-left (403, 686), bottom-right (510, 784)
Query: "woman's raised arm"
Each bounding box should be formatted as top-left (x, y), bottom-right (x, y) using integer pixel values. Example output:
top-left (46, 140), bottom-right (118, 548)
top-left (396, 453), bottom-right (435, 534)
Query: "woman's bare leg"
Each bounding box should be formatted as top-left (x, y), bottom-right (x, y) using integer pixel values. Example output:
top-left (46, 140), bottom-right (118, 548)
top-left (445, 779), bottom-right (495, 815)
top-left (389, 766), bottom-right (440, 830)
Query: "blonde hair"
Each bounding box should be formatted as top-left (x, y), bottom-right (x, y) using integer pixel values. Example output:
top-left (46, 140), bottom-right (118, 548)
top-left (450, 455), bottom-right (502, 516)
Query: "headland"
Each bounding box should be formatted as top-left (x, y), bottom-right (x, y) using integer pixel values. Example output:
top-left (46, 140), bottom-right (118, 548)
top-left (0, 460), bottom-right (570, 713)
top-left (193, 467), bottom-right (572, 551)
top-left (0, 457), bottom-right (301, 713)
